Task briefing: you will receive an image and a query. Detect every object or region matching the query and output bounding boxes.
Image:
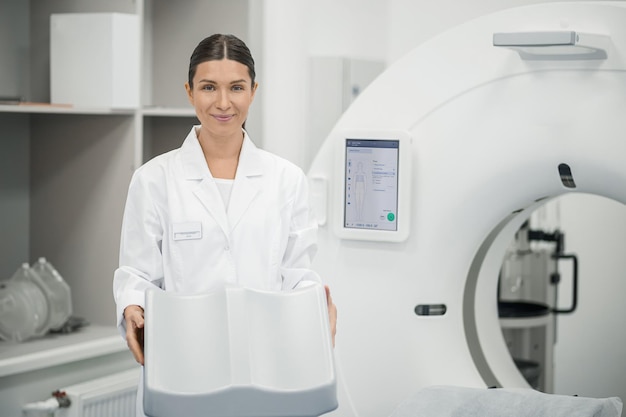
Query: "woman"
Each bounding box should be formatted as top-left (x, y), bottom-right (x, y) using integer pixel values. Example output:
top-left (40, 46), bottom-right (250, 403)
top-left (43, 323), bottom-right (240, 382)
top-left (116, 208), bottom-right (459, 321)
top-left (113, 33), bottom-right (337, 414)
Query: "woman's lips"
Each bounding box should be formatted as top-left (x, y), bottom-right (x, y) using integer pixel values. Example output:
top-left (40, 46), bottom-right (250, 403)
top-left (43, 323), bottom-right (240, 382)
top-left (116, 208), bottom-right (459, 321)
top-left (213, 114), bottom-right (234, 122)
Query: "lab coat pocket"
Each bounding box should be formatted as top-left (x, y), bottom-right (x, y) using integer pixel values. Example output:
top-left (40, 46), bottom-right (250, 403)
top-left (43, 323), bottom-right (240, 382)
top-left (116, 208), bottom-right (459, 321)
top-left (168, 221), bottom-right (208, 290)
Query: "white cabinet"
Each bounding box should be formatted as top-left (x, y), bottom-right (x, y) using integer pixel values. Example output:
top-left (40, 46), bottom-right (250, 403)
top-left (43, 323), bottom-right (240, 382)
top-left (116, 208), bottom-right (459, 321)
top-left (50, 12), bottom-right (141, 108)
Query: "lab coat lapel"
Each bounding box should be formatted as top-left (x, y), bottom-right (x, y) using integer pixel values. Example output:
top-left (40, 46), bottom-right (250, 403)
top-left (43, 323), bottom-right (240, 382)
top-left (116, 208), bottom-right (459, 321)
top-left (228, 134), bottom-right (263, 231)
top-left (193, 180), bottom-right (230, 237)
top-left (180, 128), bottom-right (230, 237)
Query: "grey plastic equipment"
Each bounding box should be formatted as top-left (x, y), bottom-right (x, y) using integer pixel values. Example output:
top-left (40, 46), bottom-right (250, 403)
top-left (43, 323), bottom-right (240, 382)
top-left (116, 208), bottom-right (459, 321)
top-left (143, 283), bottom-right (337, 417)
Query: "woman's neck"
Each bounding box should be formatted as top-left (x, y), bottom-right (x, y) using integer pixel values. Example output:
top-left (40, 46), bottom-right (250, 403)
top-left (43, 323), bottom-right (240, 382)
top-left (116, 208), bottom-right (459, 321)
top-left (197, 127), bottom-right (244, 179)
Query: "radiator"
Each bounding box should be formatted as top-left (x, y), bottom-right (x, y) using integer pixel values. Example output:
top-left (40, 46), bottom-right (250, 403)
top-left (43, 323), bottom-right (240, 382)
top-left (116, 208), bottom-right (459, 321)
top-left (55, 368), bottom-right (139, 417)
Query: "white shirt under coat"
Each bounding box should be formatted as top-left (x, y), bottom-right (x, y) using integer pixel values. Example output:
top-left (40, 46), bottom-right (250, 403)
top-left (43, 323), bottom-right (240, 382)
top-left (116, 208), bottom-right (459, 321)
top-left (113, 126), bottom-right (321, 332)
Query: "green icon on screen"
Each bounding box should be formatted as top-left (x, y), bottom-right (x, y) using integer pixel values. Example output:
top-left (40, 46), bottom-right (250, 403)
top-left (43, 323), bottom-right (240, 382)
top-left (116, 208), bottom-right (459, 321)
top-left (387, 213), bottom-right (395, 221)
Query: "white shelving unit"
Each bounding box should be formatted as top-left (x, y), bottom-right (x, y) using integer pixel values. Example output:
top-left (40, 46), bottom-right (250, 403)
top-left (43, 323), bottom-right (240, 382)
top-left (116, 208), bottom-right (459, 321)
top-left (0, 1), bottom-right (261, 415)
top-left (0, 0), bottom-right (260, 325)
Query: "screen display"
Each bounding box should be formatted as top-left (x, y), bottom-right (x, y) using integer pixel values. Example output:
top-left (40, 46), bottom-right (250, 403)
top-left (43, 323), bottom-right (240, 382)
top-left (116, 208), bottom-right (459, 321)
top-left (344, 139), bottom-right (399, 231)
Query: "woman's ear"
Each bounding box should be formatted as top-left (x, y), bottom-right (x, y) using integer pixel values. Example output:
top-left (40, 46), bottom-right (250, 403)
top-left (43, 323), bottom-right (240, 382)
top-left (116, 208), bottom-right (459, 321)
top-left (250, 82), bottom-right (259, 102)
top-left (184, 82), bottom-right (193, 104)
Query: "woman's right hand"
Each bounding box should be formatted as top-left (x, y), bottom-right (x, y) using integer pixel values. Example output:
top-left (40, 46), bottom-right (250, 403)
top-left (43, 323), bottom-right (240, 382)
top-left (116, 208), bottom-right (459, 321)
top-left (124, 305), bottom-right (145, 365)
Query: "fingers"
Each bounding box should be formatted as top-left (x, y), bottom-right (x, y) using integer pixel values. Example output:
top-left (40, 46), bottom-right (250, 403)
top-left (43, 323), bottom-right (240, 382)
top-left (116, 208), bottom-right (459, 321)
top-left (124, 305), bottom-right (145, 365)
top-left (325, 285), bottom-right (337, 347)
top-left (126, 326), bottom-right (144, 365)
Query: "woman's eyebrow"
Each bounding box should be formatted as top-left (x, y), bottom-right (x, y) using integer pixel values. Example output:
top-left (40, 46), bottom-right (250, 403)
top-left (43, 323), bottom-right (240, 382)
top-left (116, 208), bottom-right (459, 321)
top-left (197, 79), bottom-right (247, 84)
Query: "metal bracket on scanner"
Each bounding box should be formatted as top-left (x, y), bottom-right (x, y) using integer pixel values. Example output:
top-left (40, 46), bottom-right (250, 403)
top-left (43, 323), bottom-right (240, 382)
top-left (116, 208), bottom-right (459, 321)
top-left (493, 31), bottom-right (610, 60)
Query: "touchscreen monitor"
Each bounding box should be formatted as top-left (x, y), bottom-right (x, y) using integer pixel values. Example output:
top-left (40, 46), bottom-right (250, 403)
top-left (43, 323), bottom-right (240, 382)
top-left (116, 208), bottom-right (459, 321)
top-left (334, 130), bottom-right (411, 242)
top-left (344, 139), bottom-right (399, 231)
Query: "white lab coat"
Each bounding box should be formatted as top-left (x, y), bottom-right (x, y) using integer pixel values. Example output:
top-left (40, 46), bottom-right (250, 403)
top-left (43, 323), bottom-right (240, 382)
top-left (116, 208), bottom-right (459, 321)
top-left (113, 127), bottom-right (322, 416)
top-left (113, 126), bottom-right (321, 330)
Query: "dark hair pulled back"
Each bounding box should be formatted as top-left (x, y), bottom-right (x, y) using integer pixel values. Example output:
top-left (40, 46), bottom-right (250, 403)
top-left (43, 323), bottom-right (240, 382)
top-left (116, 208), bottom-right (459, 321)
top-left (188, 34), bottom-right (256, 89)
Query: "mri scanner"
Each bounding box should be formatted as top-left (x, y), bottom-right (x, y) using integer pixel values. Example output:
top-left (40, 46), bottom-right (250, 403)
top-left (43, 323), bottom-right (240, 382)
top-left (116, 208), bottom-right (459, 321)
top-left (307, 2), bottom-right (626, 416)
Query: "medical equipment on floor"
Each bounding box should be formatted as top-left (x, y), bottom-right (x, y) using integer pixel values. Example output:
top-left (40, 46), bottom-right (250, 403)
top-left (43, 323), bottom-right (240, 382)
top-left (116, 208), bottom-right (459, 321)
top-left (307, 2), bottom-right (626, 416)
top-left (498, 222), bottom-right (578, 392)
top-left (0, 258), bottom-right (72, 342)
top-left (142, 283), bottom-right (337, 417)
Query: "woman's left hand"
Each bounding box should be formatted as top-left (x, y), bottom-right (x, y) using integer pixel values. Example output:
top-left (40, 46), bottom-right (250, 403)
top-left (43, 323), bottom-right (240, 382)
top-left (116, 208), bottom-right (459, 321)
top-left (325, 285), bottom-right (337, 347)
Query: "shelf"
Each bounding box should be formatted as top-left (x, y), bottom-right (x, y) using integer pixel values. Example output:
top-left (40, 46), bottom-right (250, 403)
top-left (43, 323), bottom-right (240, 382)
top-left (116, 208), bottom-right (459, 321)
top-left (0, 104), bottom-right (198, 117)
top-left (0, 325), bottom-right (127, 378)
top-left (141, 106), bottom-right (196, 117)
top-left (0, 104), bottom-right (136, 115)
top-left (0, 104), bottom-right (199, 116)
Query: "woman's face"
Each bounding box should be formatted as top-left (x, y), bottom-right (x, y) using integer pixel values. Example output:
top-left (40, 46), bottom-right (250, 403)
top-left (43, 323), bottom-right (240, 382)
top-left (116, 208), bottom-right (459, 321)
top-left (185, 58), bottom-right (257, 139)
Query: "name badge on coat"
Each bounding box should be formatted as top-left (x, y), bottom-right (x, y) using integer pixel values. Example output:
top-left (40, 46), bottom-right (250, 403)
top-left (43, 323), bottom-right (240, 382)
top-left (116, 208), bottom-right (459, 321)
top-left (173, 222), bottom-right (202, 241)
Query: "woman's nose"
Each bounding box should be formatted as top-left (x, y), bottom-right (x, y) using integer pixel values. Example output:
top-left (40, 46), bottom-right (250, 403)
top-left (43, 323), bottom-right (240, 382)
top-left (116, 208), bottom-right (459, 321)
top-left (216, 90), bottom-right (230, 109)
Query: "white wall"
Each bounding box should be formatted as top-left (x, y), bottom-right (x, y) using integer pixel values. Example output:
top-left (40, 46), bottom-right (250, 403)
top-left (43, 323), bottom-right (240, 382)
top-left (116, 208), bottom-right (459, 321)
top-left (307, 0), bottom-right (388, 60)
top-left (387, 0), bottom-right (554, 62)
top-left (261, 0), bottom-right (626, 404)
top-left (261, 0), bottom-right (387, 168)
top-left (261, 0), bottom-right (311, 168)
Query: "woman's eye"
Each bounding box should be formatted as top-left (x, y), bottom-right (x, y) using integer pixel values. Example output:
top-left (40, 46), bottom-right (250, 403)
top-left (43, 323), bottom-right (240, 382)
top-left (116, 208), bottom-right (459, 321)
top-left (232, 85), bottom-right (244, 91)
top-left (202, 85), bottom-right (215, 91)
